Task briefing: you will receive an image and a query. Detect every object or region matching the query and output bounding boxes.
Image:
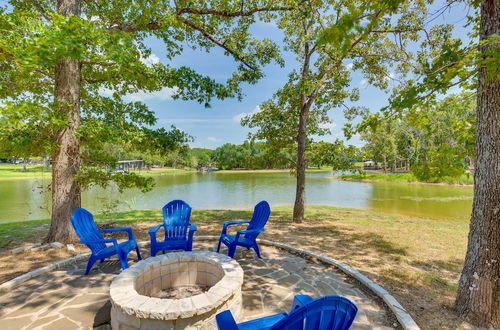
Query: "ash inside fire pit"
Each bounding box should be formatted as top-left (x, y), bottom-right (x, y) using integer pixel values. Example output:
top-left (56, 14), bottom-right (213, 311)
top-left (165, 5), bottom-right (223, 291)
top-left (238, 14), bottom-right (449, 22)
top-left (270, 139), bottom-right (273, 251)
top-left (152, 284), bottom-right (210, 299)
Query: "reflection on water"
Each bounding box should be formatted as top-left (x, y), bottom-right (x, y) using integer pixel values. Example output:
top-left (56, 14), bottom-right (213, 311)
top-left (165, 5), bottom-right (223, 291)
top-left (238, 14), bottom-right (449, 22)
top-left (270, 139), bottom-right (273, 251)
top-left (0, 171), bottom-right (472, 223)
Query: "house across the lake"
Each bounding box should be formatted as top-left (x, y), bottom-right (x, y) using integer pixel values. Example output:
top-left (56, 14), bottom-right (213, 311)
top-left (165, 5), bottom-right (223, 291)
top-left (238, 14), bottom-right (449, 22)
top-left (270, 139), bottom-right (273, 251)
top-left (117, 160), bottom-right (145, 171)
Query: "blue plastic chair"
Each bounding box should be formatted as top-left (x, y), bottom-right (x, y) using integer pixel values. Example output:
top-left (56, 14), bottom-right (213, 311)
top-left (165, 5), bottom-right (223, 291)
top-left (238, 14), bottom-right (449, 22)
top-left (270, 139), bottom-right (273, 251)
top-left (149, 200), bottom-right (197, 256)
top-left (71, 208), bottom-right (141, 275)
top-left (216, 295), bottom-right (358, 330)
top-left (217, 201), bottom-right (270, 258)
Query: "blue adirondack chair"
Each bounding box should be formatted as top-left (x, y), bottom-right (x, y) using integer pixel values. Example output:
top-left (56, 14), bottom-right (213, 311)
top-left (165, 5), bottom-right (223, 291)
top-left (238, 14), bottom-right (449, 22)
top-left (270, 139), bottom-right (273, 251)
top-left (149, 200), bottom-right (197, 256)
top-left (217, 200), bottom-right (270, 258)
top-left (216, 295), bottom-right (358, 330)
top-left (71, 208), bottom-right (141, 275)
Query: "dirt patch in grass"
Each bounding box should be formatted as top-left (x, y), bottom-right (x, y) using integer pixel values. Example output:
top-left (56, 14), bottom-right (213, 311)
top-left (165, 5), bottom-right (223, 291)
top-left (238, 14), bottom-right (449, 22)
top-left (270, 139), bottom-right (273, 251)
top-left (0, 206), bottom-right (477, 329)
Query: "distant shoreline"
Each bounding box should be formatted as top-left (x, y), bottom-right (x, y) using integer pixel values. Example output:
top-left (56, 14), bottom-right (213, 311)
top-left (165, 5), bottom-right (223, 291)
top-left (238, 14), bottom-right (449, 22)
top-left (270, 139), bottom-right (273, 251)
top-left (330, 173), bottom-right (473, 186)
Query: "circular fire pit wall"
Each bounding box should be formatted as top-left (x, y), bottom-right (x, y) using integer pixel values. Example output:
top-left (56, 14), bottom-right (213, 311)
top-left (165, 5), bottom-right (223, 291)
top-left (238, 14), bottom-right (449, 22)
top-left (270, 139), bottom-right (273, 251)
top-left (110, 251), bottom-right (244, 329)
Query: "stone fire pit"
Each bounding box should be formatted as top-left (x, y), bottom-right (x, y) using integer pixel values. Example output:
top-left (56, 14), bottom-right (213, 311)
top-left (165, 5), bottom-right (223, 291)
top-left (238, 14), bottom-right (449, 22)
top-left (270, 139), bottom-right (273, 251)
top-left (109, 251), bottom-right (244, 329)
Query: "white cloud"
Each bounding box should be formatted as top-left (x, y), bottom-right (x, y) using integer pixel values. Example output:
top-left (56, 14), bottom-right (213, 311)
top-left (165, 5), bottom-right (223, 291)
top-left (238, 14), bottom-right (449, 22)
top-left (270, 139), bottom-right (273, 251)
top-left (125, 87), bottom-right (178, 102)
top-left (99, 86), bottom-right (177, 102)
top-left (99, 87), bottom-right (114, 97)
top-left (359, 79), bottom-right (369, 88)
top-left (345, 63), bottom-right (354, 70)
top-left (384, 72), bottom-right (395, 83)
top-left (319, 122), bottom-right (335, 130)
top-left (206, 136), bottom-right (219, 142)
top-left (140, 53), bottom-right (160, 67)
top-left (232, 105), bottom-right (261, 123)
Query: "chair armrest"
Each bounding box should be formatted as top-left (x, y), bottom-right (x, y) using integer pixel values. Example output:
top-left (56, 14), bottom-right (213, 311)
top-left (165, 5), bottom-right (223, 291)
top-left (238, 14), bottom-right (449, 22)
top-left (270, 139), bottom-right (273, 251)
top-left (80, 238), bottom-right (118, 246)
top-left (290, 295), bottom-right (314, 312)
top-left (222, 221), bottom-right (250, 235)
top-left (148, 224), bottom-right (164, 236)
top-left (235, 228), bottom-right (264, 241)
top-left (237, 228), bottom-right (264, 236)
top-left (188, 223), bottom-right (197, 238)
top-left (99, 227), bottom-right (134, 240)
top-left (216, 310), bottom-right (239, 330)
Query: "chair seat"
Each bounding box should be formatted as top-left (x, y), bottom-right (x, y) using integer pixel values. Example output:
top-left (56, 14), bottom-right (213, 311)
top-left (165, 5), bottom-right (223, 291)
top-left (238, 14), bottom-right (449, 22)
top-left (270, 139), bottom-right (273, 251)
top-left (94, 240), bottom-right (137, 258)
top-left (221, 234), bottom-right (254, 247)
top-left (155, 239), bottom-right (188, 250)
top-left (238, 313), bottom-right (287, 330)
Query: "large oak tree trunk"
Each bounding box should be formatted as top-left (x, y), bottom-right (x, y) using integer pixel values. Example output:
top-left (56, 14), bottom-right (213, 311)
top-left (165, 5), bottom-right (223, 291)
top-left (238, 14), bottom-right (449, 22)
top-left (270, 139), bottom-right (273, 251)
top-left (45, 0), bottom-right (82, 243)
top-left (456, 0), bottom-right (500, 327)
top-left (293, 29), bottom-right (312, 224)
top-left (293, 104), bottom-right (308, 223)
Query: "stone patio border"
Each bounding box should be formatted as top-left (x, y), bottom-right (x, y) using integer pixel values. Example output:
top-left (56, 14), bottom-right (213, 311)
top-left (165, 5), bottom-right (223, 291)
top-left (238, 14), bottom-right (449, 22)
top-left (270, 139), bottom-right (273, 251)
top-left (0, 252), bottom-right (90, 293)
top-left (0, 236), bottom-right (420, 330)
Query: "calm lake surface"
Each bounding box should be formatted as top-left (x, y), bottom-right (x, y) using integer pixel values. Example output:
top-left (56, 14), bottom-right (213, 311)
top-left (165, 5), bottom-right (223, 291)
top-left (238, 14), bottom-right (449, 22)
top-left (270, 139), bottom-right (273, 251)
top-left (0, 171), bottom-right (473, 223)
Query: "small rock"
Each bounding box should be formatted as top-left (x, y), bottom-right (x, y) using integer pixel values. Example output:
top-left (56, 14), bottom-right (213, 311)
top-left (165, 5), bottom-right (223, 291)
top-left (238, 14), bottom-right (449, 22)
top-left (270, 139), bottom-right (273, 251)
top-left (11, 243), bottom-right (42, 254)
top-left (11, 246), bottom-right (28, 254)
top-left (66, 244), bottom-right (76, 252)
top-left (50, 242), bottom-right (64, 248)
top-left (31, 244), bottom-right (49, 252)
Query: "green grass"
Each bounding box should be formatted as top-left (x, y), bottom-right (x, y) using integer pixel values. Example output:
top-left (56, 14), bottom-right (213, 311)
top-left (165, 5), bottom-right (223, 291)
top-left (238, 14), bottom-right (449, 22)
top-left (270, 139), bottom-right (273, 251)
top-left (0, 219), bottom-right (50, 247)
top-left (0, 164), bottom-right (51, 180)
top-left (0, 164), bottom-right (335, 180)
top-left (216, 167), bottom-right (331, 174)
top-left (0, 205), bottom-right (468, 260)
top-left (0, 205), bottom-right (469, 328)
top-left (338, 172), bottom-right (473, 185)
top-left (134, 167), bottom-right (195, 176)
top-left (0, 164), bottom-right (196, 180)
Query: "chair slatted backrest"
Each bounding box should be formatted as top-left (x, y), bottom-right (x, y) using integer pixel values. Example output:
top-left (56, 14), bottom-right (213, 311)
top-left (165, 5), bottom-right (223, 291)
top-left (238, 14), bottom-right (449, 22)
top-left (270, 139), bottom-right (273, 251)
top-left (245, 201), bottom-right (271, 241)
top-left (162, 200), bottom-right (192, 241)
top-left (270, 296), bottom-right (358, 330)
top-left (71, 208), bottom-right (106, 252)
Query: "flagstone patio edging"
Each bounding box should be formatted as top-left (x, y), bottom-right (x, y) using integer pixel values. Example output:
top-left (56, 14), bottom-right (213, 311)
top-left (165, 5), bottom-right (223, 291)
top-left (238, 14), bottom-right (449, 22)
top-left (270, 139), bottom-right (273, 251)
top-left (0, 252), bottom-right (91, 293)
top-left (0, 236), bottom-right (420, 330)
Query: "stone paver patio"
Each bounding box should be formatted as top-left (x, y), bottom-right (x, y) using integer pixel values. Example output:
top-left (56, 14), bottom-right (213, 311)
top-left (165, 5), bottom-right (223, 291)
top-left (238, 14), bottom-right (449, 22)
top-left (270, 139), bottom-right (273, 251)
top-left (0, 242), bottom-right (396, 329)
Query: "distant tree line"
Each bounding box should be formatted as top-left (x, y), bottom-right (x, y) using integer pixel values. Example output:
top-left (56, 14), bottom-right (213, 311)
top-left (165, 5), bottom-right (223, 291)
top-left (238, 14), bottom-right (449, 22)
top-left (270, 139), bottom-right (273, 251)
top-left (359, 92), bottom-right (476, 181)
top-left (109, 139), bottom-right (359, 172)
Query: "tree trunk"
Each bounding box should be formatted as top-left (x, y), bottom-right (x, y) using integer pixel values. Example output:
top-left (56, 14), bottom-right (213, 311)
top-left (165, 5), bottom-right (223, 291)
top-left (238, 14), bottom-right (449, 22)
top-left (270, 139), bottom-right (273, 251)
top-left (456, 0), bottom-right (500, 326)
top-left (293, 24), bottom-right (312, 224)
top-left (45, 0), bottom-right (82, 243)
top-left (293, 104), bottom-right (308, 223)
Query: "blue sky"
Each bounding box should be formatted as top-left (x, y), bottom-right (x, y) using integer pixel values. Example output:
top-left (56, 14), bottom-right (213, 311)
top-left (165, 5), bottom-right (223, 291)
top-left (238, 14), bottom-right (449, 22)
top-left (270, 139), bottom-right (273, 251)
top-left (139, 23), bottom-right (384, 149)
top-left (123, 1), bottom-right (473, 149)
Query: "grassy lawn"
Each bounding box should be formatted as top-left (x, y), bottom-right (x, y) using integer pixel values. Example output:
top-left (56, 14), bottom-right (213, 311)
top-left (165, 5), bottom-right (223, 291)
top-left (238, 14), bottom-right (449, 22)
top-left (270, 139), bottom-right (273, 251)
top-left (336, 172), bottom-right (474, 185)
top-left (0, 206), bottom-right (469, 328)
top-left (0, 164), bottom-right (194, 180)
top-left (0, 164), bottom-right (51, 180)
top-left (0, 165), bottom-right (332, 180)
top-left (134, 167), bottom-right (195, 176)
top-left (216, 167), bottom-right (331, 173)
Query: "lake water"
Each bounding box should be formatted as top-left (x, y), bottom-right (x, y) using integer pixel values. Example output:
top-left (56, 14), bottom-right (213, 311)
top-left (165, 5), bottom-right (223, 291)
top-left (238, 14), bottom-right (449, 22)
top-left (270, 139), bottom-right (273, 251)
top-left (0, 171), bottom-right (473, 223)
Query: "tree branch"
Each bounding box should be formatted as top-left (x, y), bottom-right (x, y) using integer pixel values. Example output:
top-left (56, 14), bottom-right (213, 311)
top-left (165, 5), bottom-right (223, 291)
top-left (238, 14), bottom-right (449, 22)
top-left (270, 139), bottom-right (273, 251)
top-left (179, 17), bottom-right (256, 71)
top-left (28, 0), bottom-right (51, 21)
top-left (109, 21), bottom-right (162, 33)
top-left (176, 6), bottom-right (293, 17)
top-left (81, 60), bottom-right (116, 67)
top-left (305, 9), bottom-right (387, 109)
